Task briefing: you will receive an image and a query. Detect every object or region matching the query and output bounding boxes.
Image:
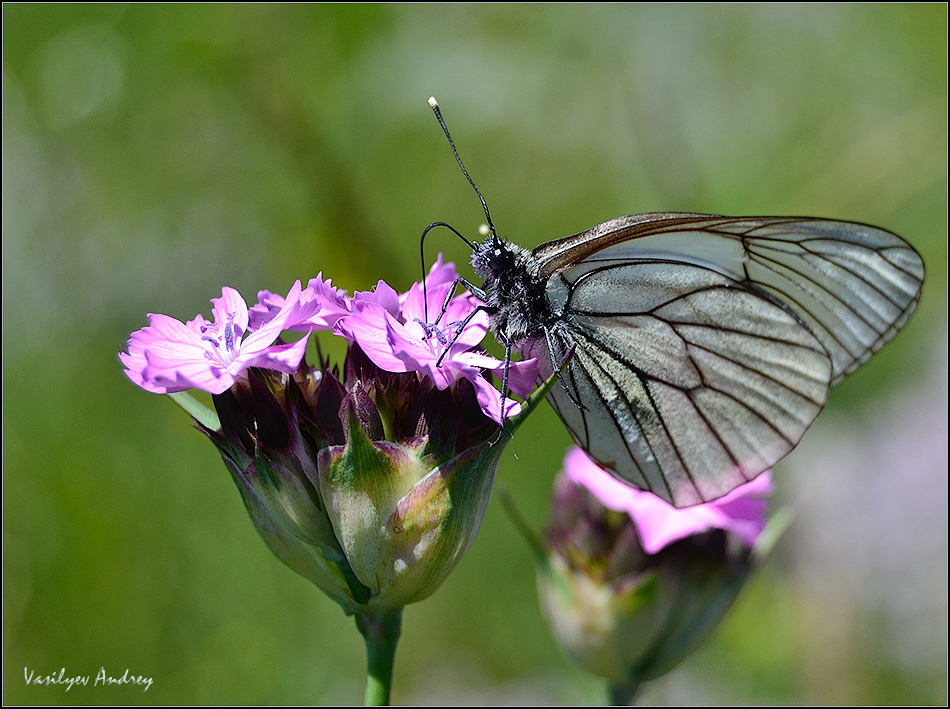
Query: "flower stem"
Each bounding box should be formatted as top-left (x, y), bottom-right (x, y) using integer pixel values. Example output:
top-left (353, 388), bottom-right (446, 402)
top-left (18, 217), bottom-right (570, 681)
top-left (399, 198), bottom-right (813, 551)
top-left (355, 608), bottom-right (403, 706)
top-left (608, 679), bottom-right (642, 705)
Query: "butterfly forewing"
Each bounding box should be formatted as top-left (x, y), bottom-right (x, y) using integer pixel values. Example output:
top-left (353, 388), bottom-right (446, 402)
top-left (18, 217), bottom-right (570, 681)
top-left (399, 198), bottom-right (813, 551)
top-left (535, 215), bottom-right (925, 385)
top-left (736, 220), bottom-right (924, 383)
top-left (541, 258), bottom-right (833, 507)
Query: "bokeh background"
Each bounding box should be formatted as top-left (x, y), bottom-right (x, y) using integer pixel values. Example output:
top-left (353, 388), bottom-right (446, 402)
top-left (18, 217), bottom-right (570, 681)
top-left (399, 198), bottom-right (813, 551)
top-left (3, 5), bottom-right (946, 705)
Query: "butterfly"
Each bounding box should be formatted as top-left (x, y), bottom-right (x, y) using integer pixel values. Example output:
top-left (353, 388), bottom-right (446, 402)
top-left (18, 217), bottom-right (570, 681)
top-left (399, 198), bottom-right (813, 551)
top-left (425, 98), bottom-right (926, 508)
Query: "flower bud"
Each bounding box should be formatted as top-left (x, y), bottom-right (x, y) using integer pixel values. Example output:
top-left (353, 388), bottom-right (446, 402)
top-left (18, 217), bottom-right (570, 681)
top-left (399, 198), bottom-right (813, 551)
top-left (202, 344), bottom-right (515, 614)
top-left (538, 448), bottom-right (772, 693)
top-left (317, 390), bottom-right (502, 610)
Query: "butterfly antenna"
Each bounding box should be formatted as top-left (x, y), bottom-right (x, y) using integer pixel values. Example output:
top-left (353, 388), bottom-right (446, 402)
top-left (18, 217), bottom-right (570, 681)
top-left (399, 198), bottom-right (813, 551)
top-left (419, 221), bottom-right (477, 323)
top-left (428, 97), bottom-right (497, 239)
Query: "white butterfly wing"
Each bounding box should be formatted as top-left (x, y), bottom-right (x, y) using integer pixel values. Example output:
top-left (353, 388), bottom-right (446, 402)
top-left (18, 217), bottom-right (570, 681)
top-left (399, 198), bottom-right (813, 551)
top-left (533, 215), bottom-right (924, 507)
top-left (535, 215), bottom-right (925, 385)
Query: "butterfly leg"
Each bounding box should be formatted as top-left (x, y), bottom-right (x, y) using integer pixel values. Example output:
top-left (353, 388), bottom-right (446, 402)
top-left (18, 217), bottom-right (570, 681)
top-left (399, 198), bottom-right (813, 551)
top-left (544, 327), bottom-right (586, 411)
top-left (433, 298), bottom-right (496, 367)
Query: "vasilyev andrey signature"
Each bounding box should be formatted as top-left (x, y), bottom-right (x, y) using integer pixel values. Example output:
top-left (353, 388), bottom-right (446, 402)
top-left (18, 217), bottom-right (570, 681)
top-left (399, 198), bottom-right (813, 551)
top-left (24, 667), bottom-right (153, 692)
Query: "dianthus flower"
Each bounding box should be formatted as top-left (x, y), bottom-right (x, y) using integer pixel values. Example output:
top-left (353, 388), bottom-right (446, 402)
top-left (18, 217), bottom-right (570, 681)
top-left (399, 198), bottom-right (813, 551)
top-left (531, 447), bottom-right (773, 703)
top-left (120, 260), bottom-right (549, 705)
top-left (121, 281), bottom-right (318, 395)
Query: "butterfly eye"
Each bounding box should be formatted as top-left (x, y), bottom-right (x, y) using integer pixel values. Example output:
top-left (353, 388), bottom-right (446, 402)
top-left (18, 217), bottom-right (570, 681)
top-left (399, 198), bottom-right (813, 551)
top-left (471, 238), bottom-right (513, 278)
top-left (489, 249), bottom-right (504, 270)
top-left (488, 241), bottom-right (513, 273)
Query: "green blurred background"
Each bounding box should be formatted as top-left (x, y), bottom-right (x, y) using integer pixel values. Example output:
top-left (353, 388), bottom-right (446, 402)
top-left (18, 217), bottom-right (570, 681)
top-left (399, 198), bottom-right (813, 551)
top-left (3, 5), bottom-right (946, 704)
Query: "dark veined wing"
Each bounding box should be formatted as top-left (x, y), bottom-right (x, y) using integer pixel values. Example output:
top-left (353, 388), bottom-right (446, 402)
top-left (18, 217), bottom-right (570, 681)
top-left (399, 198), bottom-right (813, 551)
top-left (532, 214), bottom-right (924, 507)
top-left (533, 214), bottom-right (925, 385)
top-left (541, 259), bottom-right (832, 507)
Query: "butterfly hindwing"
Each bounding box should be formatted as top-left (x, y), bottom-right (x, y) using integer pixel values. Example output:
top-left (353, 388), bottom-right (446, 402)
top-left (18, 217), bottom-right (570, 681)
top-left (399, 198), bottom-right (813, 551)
top-left (541, 257), bottom-right (834, 507)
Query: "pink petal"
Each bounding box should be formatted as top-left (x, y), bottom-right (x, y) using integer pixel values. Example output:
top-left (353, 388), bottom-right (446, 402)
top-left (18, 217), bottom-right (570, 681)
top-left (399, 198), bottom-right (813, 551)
top-left (210, 287), bottom-right (249, 338)
top-left (238, 336), bottom-right (310, 375)
top-left (563, 447), bottom-right (771, 553)
top-left (469, 375), bottom-right (521, 423)
top-left (335, 305), bottom-right (428, 373)
top-left (354, 280), bottom-right (401, 318)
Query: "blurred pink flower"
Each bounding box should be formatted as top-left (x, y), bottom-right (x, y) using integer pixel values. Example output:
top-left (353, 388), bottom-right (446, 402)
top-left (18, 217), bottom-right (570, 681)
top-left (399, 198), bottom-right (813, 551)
top-left (563, 446), bottom-right (772, 554)
top-left (540, 447), bottom-right (772, 690)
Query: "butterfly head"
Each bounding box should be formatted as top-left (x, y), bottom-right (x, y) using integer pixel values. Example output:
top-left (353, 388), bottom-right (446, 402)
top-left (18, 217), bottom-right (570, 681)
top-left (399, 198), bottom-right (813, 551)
top-left (471, 235), bottom-right (518, 279)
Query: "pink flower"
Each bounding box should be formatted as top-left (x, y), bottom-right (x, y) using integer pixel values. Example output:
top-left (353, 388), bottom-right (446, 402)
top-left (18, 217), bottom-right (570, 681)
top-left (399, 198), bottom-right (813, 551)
top-left (333, 257), bottom-right (538, 424)
top-left (121, 281), bottom-right (318, 395)
top-left (122, 261), bottom-right (555, 621)
top-left (122, 257), bottom-right (539, 425)
top-left (249, 273), bottom-right (351, 333)
top-left (540, 447), bottom-right (772, 688)
top-left (563, 447), bottom-right (772, 554)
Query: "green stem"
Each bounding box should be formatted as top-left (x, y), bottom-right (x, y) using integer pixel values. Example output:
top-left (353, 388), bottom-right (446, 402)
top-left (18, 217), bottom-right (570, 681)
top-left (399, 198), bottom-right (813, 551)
top-left (355, 608), bottom-right (403, 706)
top-left (608, 679), bottom-right (642, 705)
top-left (607, 681), bottom-right (640, 707)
